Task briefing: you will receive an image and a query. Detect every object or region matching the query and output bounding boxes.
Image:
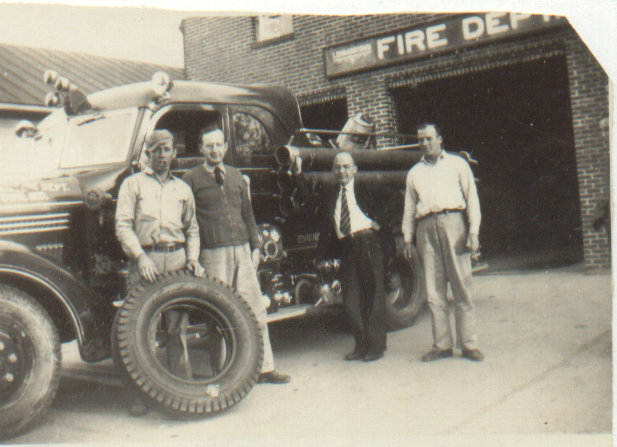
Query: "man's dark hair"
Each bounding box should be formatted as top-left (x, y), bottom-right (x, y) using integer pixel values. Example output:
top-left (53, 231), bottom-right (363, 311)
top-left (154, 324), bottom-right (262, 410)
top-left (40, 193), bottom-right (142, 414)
top-left (199, 122), bottom-right (225, 142)
top-left (416, 122), bottom-right (442, 138)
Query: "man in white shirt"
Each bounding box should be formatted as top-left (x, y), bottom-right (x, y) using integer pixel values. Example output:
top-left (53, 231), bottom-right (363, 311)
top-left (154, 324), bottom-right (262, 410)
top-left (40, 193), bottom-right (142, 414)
top-left (402, 123), bottom-right (484, 362)
top-left (313, 152), bottom-right (391, 362)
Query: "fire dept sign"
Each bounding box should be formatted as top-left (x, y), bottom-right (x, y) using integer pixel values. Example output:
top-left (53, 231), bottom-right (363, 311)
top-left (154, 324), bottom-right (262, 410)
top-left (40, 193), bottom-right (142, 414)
top-left (323, 13), bottom-right (567, 78)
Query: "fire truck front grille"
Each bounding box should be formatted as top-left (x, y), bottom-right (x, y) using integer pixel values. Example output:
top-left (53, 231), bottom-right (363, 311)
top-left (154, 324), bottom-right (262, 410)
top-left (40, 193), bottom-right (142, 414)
top-left (35, 243), bottom-right (64, 262)
top-left (0, 213), bottom-right (71, 235)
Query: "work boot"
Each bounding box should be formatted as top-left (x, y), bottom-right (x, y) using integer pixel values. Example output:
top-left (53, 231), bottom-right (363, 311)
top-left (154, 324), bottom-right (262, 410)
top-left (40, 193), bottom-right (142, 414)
top-left (129, 397), bottom-right (149, 417)
top-left (257, 370), bottom-right (290, 384)
top-left (421, 348), bottom-right (453, 362)
top-left (344, 350), bottom-right (365, 361)
top-left (462, 349), bottom-right (485, 361)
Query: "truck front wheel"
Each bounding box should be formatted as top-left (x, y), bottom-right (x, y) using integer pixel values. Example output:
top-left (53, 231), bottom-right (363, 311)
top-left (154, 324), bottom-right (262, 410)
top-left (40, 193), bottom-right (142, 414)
top-left (112, 270), bottom-right (263, 418)
top-left (0, 286), bottom-right (61, 440)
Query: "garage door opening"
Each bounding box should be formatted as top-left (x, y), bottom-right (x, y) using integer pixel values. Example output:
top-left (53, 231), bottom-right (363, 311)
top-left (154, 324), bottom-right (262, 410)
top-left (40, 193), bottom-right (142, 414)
top-left (392, 55), bottom-right (583, 270)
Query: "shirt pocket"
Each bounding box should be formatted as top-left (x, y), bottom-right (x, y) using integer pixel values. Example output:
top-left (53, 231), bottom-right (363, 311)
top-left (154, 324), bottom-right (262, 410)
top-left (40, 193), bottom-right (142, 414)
top-left (165, 186), bottom-right (187, 225)
top-left (136, 187), bottom-right (159, 222)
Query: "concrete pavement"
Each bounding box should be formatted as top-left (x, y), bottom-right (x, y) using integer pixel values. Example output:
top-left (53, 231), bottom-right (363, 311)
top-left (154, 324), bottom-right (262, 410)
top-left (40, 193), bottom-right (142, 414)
top-left (7, 265), bottom-right (612, 446)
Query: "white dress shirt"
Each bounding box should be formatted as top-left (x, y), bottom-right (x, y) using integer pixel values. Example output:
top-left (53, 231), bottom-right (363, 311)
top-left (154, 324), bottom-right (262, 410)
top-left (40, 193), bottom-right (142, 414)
top-left (334, 178), bottom-right (373, 239)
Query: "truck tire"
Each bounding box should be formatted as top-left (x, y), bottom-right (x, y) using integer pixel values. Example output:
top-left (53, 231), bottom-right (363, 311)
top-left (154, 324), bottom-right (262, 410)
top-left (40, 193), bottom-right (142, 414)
top-left (384, 253), bottom-right (425, 331)
top-left (0, 286), bottom-right (61, 440)
top-left (112, 270), bottom-right (263, 418)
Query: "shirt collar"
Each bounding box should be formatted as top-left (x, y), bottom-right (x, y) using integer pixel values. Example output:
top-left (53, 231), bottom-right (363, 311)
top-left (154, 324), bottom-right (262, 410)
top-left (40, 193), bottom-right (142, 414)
top-left (420, 149), bottom-right (446, 165)
top-left (203, 163), bottom-right (226, 175)
top-left (144, 166), bottom-right (177, 183)
top-left (341, 177), bottom-right (355, 192)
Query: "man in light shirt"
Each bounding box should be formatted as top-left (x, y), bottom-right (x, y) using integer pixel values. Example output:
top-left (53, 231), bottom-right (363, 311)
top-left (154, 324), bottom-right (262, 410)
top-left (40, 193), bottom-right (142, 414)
top-left (115, 129), bottom-right (203, 416)
top-left (402, 123), bottom-right (484, 362)
top-left (312, 152), bottom-right (391, 362)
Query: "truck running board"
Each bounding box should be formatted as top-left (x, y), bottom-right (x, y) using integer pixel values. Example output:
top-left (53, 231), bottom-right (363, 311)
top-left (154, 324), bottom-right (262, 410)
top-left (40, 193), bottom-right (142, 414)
top-left (266, 304), bottom-right (311, 323)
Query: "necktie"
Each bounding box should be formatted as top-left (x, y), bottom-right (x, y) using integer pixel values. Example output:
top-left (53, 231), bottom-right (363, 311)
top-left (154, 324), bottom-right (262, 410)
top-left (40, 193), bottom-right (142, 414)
top-left (214, 167), bottom-right (225, 186)
top-left (340, 186), bottom-right (351, 236)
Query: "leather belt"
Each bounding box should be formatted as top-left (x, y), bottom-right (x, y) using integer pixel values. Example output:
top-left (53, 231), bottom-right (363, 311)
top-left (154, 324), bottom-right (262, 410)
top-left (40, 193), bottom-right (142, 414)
top-left (424, 209), bottom-right (464, 218)
top-left (141, 242), bottom-right (184, 253)
top-left (347, 228), bottom-right (374, 239)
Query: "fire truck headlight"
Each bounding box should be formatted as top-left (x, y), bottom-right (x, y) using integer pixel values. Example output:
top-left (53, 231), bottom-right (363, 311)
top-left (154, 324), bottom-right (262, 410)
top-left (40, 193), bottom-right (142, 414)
top-left (270, 228), bottom-right (281, 243)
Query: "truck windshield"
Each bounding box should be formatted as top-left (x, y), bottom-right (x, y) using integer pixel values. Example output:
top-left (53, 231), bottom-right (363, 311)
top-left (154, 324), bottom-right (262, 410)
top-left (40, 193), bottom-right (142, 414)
top-left (0, 111), bottom-right (68, 178)
top-left (61, 108), bottom-right (138, 168)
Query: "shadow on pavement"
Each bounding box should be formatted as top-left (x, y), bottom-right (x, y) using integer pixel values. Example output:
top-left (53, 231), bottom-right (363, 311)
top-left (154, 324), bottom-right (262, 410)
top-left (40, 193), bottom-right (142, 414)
top-left (53, 376), bottom-right (126, 415)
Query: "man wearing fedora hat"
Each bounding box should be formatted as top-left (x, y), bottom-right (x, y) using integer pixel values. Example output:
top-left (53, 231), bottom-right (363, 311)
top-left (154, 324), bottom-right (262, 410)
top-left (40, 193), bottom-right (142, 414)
top-left (116, 129), bottom-right (203, 416)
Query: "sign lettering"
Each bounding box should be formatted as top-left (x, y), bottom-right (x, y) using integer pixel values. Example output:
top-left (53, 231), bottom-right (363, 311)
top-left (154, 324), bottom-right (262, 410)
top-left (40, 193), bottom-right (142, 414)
top-left (298, 232), bottom-right (320, 245)
top-left (324, 13), bottom-right (567, 77)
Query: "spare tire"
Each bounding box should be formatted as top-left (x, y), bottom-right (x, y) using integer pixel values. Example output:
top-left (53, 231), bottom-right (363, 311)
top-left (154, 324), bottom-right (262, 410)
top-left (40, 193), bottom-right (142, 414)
top-left (112, 269), bottom-right (263, 417)
top-left (0, 286), bottom-right (60, 440)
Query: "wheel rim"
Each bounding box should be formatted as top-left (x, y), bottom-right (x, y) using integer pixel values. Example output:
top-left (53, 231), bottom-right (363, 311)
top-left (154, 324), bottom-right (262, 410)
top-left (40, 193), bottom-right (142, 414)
top-left (385, 258), bottom-right (415, 312)
top-left (147, 296), bottom-right (239, 384)
top-left (0, 318), bottom-right (34, 402)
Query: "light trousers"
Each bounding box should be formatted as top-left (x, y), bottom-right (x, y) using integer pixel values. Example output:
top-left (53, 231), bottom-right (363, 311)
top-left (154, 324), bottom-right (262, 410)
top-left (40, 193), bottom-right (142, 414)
top-left (128, 248), bottom-right (192, 379)
top-left (416, 212), bottom-right (478, 351)
top-left (200, 243), bottom-right (275, 373)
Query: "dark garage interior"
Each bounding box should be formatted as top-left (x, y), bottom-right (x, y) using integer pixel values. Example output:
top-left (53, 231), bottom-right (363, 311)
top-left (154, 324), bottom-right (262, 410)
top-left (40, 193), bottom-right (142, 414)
top-left (392, 55), bottom-right (583, 270)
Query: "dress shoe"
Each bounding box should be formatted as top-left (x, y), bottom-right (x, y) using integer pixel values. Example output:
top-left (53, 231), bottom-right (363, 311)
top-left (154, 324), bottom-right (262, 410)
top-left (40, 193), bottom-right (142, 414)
top-left (257, 370), bottom-right (291, 384)
top-left (462, 349), bottom-right (484, 361)
top-left (421, 348), bottom-right (453, 362)
top-left (344, 351), bottom-right (365, 361)
top-left (363, 352), bottom-right (383, 362)
top-left (129, 398), bottom-right (149, 417)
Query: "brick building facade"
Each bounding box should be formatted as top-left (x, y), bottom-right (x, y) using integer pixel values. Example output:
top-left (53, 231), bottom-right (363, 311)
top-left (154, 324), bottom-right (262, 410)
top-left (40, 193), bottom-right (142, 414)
top-left (181, 13), bottom-right (610, 270)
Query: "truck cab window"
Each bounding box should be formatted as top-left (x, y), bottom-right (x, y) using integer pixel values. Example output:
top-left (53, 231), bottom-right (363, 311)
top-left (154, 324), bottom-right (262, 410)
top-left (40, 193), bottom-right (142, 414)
top-left (233, 112), bottom-right (273, 155)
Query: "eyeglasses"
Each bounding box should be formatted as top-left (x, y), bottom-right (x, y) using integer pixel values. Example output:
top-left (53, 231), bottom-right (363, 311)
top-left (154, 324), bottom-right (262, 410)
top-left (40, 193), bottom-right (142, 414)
top-left (333, 164), bottom-right (354, 171)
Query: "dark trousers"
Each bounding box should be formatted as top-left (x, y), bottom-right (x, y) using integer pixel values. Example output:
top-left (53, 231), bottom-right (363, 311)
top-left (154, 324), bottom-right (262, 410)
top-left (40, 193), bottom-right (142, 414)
top-left (340, 230), bottom-right (387, 355)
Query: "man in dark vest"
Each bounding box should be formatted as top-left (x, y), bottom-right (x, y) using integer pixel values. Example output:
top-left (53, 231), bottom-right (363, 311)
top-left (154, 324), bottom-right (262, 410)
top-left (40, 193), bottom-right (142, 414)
top-left (182, 125), bottom-right (290, 384)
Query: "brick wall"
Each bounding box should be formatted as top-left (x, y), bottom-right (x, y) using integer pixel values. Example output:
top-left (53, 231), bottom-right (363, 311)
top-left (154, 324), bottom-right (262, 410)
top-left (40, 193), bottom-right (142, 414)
top-left (182, 14), bottom-right (610, 269)
top-left (182, 14), bottom-right (444, 142)
top-left (563, 27), bottom-right (611, 270)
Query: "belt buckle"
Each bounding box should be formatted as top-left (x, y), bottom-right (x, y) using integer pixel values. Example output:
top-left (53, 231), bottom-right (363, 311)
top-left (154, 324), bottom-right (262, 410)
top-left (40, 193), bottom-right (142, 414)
top-left (156, 243), bottom-right (174, 253)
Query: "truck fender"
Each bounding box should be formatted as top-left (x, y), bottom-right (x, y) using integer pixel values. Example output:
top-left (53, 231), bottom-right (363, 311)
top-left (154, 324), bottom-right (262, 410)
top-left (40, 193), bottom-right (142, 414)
top-left (0, 241), bottom-right (109, 362)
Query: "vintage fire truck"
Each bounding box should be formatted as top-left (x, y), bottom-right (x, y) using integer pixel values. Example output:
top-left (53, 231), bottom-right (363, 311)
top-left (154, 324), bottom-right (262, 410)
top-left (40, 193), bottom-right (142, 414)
top-left (0, 71), bottom-right (476, 437)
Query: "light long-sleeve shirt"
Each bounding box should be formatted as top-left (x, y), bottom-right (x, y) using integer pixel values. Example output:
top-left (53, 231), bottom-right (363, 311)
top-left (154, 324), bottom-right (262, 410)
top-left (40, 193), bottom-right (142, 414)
top-left (402, 150), bottom-right (481, 243)
top-left (115, 168), bottom-right (200, 261)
